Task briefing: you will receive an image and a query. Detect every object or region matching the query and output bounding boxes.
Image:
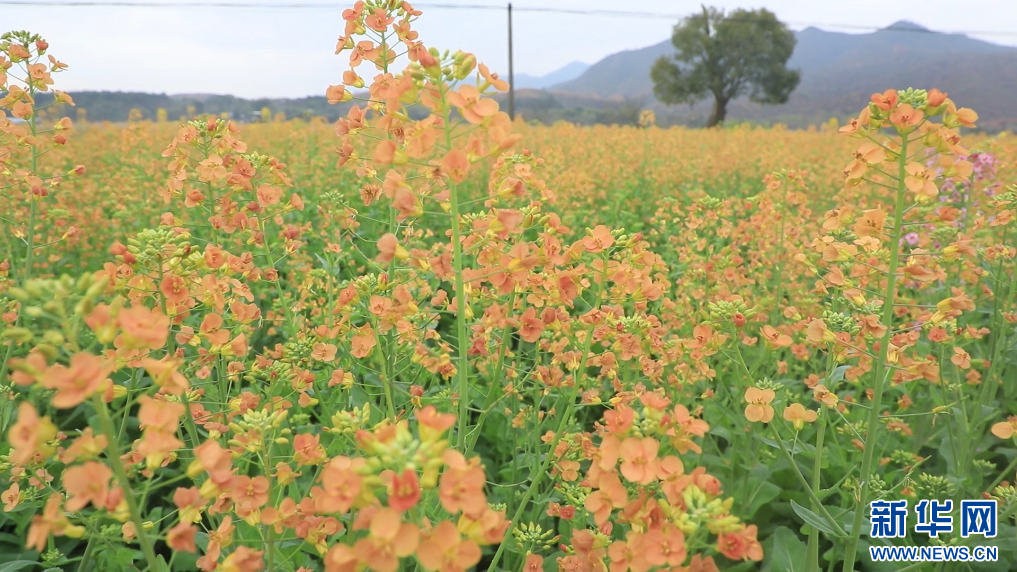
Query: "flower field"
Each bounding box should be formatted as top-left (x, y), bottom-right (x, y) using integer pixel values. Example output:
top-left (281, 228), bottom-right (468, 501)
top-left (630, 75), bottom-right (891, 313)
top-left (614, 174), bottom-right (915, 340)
top-left (2, 3), bottom-right (1017, 572)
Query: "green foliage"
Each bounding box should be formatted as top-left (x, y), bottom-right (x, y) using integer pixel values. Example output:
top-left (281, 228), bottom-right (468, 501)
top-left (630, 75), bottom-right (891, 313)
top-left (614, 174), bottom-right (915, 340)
top-left (651, 6), bottom-right (800, 127)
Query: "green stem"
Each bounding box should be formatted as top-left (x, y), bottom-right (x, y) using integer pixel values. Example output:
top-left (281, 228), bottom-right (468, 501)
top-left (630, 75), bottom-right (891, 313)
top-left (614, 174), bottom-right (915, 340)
top-left (842, 133), bottom-right (910, 572)
top-left (0, 69), bottom-right (40, 431)
top-left (772, 180), bottom-right (789, 323)
top-left (808, 350), bottom-right (837, 570)
top-left (93, 393), bottom-right (158, 570)
top-left (465, 291), bottom-right (515, 456)
top-left (435, 84), bottom-right (472, 450)
top-left (74, 534), bottom-right (96, 572)
top-left (770, 423), bottom-right (847, 538)
top-left (807, 411), bottom-right (828, 570)
top-left (487, 256), bottom-right (610, 571)
top-left (986, 454), bottom-right (1017, 494)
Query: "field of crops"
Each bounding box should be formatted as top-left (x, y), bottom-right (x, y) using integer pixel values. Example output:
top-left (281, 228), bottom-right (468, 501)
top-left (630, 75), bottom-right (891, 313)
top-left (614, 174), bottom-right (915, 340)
top-left (2, 4), bottom-right (1017, 572)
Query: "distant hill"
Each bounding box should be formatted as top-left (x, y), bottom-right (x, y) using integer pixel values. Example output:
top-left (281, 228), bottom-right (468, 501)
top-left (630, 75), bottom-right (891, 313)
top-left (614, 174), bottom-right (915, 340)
top-left (513, 61), bottom-right (590, 90)
top-left (551, 42), bottom-right (673, 98)
top-left (31, 22), bottom-right (1017, 129)
top-left (40, 91), bottom-right (352, 123)
top-left (551, 21), bottom-right (1017, 129)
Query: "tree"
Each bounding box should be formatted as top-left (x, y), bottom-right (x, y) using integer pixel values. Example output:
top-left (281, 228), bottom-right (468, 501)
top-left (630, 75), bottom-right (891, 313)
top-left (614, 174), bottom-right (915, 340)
top-left (651, 6), bottom-right (800, 127)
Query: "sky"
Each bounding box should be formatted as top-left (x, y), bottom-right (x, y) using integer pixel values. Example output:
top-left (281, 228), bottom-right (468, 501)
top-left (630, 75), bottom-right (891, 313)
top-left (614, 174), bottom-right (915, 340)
top-left (5, 0), bottom-right (1017, 99)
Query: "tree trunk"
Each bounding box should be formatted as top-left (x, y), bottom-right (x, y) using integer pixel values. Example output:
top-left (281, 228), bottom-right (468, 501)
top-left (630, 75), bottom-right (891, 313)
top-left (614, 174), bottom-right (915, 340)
top-left (706, 96), bottom-right (728, 128)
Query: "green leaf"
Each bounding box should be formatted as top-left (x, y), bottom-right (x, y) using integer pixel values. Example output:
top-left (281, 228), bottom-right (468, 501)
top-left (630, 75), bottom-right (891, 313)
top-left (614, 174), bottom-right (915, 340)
top-left (742, 478), bottom-right (781, 518)
top-left (760, 436), bottom-right (815, 455)
top-left (790, 500), bottom-right (844, 538)
top-left (709, 425), bottom-right (733, 443)
top-left (828, 365), bottom-right (850, 384)
top-left (0, 561), bottom-right (38, 572)
top-left (115, 548), bottom-right (135, 567)
top-left (767, 527), bottom-right (807, 572)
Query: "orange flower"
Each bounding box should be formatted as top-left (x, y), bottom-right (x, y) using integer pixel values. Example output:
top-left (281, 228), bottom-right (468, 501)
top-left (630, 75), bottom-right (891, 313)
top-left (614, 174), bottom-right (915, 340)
top-left (853, 207), bottom-right (886, 238)
top-left (607, 534), bottom-right (650, 572)
top-left (904, 163), bottom-right (939, 199)
top-left (951, 347), bottom-right (971, 369)
top-left (806, 319), bottom-right (836, 344)
top-left (174, 486), bottom-right (206, 524)
top-left (311, 342), bottom-right (338, 362)
top-left (324, 543), bottom-right (357, 572)
top-left (439, 450), bottom-right (487, 516)
top-left (717, 524), bottom-right (763, 561)
top-left (293, 433), bottom-right (327, 466)
top-left (199, 313), bottom-right (230, 346)
top-left (946, 107), bottom-right (977, 128)
top-left (188, 440), bottom-right (234, 495)
top-left (782, 403), bottom-right (818, 431)
top-left (160, 274), bottom-right (189, 304)
top-left (167, 521), bottom-right (198, 553)
top-left (352, 508), bottom-right (419, 572)
top-left (351, 325), bottom-right (378, 358)
top-left (217, 545), bottom-right (264, 572)
top-left (447, 85), bottom-right (498, 124)
top-left (27, 495), bottom-right (84, 551)
top-left (890, 103), bottom-right (923, 129)
top-left (326, 84), bottom-right (350, 104)
top-left (584, 471), bottom-right (627, 525)
top-left (927, 88), bottom-right (948, 108)
top-left (256, 184), bottom-right (282, 208)
top-left (479, 63), bottom-right (509, 92)
top-left (118, 305), bottom-right (170, 349)
top-left (417, 405), bottom-right (456, 442)
top-left (871, 89), bottom-right (898, 111)
top-left (618, 437), bottom-right (659, 485)
top-left (387, 468), bottom-right (421, 512)
top-left (582, 225), bottom-right (615, 253)
top-left (991, 416), bottom-right (1017, 439)
top-left (197, 515), bottom-right (235, 571)
top-left (854, 141), bottom-right (885, 164)
top-left (2, 483), bottom-right (21, 512)
top-left (376, 233), bottom-right (407, 264)
top-left (417, 520), bottom-right (482, 572)
top-left (231, 475), bottom-right (270, 518)
top-left (456, 507), bottom-right (508, 545)
top-left (140, 356), bottom-right (189, 395)
top-left (744, 387), bottom-right (775, 423)
top-left (316, 456), bottom-right (365, 514)
top-left (760, 325), bottom-right (792, 348)
top-left (137, 395), bottom-right (185, 469)
top-left (440, 148), bottom-right (470, 184)
top-left (685, 555), bottom-right (721, 572)
top-left (8, 402), bottom-right (58, 465)
top-left (813, 384), bottom-right (839, 408)
top-left (517, 307), bottom-right (544, 343)
top-left (644, 525), bottom-right (687, 568)
top-left (365, 7), bottom-right (394, 32)
top-left (40, 352), bottom-right (111, 408)
top-left (63, 461), bottom-right (112, 511)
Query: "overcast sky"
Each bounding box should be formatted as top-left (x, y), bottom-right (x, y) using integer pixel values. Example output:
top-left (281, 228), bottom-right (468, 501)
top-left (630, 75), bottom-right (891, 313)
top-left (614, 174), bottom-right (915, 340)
top-left (5, 0), bottom-right (1017, 98)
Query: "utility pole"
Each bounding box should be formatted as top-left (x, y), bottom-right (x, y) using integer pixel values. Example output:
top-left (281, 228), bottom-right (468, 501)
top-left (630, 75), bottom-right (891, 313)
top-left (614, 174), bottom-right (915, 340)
top-left (508, 2), bottom-right (515, 121)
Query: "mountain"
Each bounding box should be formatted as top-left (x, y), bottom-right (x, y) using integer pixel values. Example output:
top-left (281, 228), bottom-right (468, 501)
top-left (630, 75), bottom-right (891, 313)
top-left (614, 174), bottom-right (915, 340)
top-left (551, 21), bottom-right (1017, 129)
top-left (513, 61), bottom-right (590, 90)
top-left (39, 91), bottom-right (353, 123)
top-left (551, 42), bottom-right (672, 98)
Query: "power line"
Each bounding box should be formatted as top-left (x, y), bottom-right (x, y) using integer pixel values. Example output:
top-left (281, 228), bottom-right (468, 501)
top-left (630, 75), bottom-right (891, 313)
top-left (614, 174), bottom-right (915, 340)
top-left (4, 0), bottom-right (1017, 37)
